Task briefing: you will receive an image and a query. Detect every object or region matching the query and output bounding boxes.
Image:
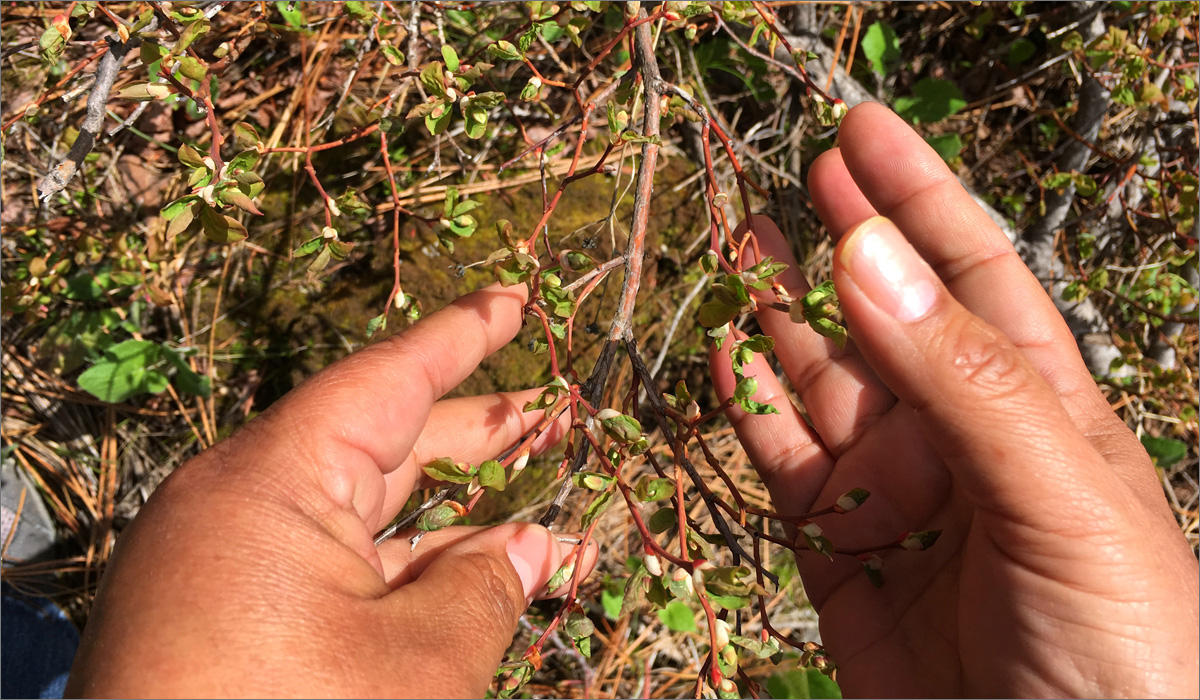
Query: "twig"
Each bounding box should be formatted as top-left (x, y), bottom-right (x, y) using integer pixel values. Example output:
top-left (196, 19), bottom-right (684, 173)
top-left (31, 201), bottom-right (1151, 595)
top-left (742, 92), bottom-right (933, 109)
top-left (536, 15), bottom-right (665, 529)
top-left (36, 29), bottom-right (148, 202)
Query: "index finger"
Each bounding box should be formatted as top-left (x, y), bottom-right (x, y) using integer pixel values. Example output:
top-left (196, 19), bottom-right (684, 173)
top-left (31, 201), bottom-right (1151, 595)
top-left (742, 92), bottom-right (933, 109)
top-left (247, 284), bottom-right (529, 523)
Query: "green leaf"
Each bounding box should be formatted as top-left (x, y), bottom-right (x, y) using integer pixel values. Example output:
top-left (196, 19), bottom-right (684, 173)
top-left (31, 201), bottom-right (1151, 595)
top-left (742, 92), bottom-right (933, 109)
top-left (77, 340), bottom-right (164, 403)
top-left (161, 346), bottom-right (211, 398)
top-left (698, 300), bottom-right (739, 328)
top-left (421, 457), bottom-right (476, 484)
top-left (420, 61), bottom-right (447, 98)
top-left (366, 313), bottom-right (387, 338)
top-left (598, 411), bottom-right (642, 444)
top-left (1141, 435), bottom-right (1188, 468)
top-left (647, 507), bottom-right (677, 534)
top-left (1006, 37), bottom-right (1037, 67)
top-left (573, 471), bottom-right (615, 491)
top-left (733, 376), bottom-right (758, 402)
top-left (226, 149), bottom-right (260, 174)
top-left (861, 21), bottom-right (899, 76)
top-left (487, 40), bottom-right (522, 61)
top-left (546, 558), bottom-right (576, 591)
top-left (424, 101), bottom-right (452, 135)
top-left (894, 78), bottom-right (967, 124)
top-left (174, 18), bottom-right (210, 52)
top-left (179, 55), bottom-right (207, 81)
top-left (198, 205), bottom-right (247, 243)
top-left (441, 45), bottom-right (460, 72)
top-left (635, 477), bottom-right (674, 502)
top-left (925, 133), bottom-right (964, 162)
top-left (380, 40), bottom-right (404, 66)
top-left (657, 600), bottom-right (696, 632)
top-left (232, 122), bottom-right (260, 150)
top-left (177, 143), bottom-right (206, 169)
top-left (581, 488), bottom-right (613, 528)
top-left (477, 459), bottom-right (506, 491)
top-left (708, 593), bottom-right (751, 611)
top-left (601, 581), bottom-right (623, 620)
top-left (274, 1), bottom-right (306, 28)
top-left (416, 503), bottom-right (460, 531)
top-left (766, 668), bottom-right (843, 699)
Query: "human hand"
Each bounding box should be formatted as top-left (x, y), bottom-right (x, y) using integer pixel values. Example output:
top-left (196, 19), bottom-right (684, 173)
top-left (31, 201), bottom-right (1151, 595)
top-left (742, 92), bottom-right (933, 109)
top-left (711, 103), bottom-right (1198, 697)
top-left (66, 284), bottom-right (593, 698)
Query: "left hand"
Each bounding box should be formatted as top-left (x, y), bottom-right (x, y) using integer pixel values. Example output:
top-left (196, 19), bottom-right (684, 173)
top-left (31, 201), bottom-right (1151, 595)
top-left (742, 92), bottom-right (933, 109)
top-left (67, 284), bottom-right (586, 698)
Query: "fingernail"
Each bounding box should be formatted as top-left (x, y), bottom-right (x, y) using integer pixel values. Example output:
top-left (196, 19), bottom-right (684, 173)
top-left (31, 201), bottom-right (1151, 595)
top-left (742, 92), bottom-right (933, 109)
top-left (840, 216), bottom-right (938, 322)
top-left (505, 526), bottom-right (560, 601)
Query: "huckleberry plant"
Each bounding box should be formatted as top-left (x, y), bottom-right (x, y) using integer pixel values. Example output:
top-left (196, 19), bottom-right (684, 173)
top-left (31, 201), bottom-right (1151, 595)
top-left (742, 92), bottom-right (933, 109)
top-left (11, 1), bottom-right (1192, 697)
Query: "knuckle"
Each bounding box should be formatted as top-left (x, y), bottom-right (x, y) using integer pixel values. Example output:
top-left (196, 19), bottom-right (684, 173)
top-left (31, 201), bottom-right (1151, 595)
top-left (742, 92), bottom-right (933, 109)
top-left (443, 551), bottom-right (524, 625)
top-left (939, 315), bottom-right (1031, 403)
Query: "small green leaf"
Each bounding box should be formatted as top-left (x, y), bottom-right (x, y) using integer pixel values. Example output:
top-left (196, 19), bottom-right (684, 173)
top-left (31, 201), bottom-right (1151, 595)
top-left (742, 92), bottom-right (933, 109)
top-left (421, 457), bottom-right (477, 484)
top-left (366, 313), bottom-right (387, 338)
top-left (545, 559), bottom-right (576, 591)
top-left (441, 45), bottom-right (460, 72)
top-left (1141, 435), bottom-right (1188, 468)
top-left (573, 471), bottom-right (615, 491)
top-left (477, 459), bottom-right (506, 491)
top-left (274, 1), bottom-right (305, 28)
top-left (861, 21), bottom-right (900, 76)
top-left (420, 61), bottom-right (447, 98)
top-left (77, 340), bottom-right (164, 403)
top-left (766, 668), bottom-right (843, 699)
top-left (635, 477), bottom-right (674, 502)
top-left (198, 205), bottom-right (247, 243)
top-left (925, 133), bottom-right (963, 162)
top-left (597, 410), bottom-right (642, 444)
top-left (657, 600), bottom-right (696, 632)
top-left (177, 143), bottom-right (206, 169)
top-left (647, 507), bottom-right (677, 534)
top-left (699, 300), bottom-right (739, 328)
top-left (487, 40), bottom-right (522, 61)
top-left (416, 503), bottom-right (460, 531)
top-left (581, 488), bottom-right (613, 528)
top-left (894, 78), bottom-right (967, 124)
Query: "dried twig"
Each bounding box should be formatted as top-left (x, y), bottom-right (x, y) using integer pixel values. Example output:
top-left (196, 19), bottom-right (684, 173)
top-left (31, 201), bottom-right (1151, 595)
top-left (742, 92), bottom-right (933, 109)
top-left (36, 28), bottom-right (149, 202)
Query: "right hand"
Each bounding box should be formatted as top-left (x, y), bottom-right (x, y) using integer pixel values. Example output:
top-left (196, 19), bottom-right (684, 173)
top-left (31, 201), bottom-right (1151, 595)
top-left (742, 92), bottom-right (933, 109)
top-left (711, 103), bottom-right (1198, 697)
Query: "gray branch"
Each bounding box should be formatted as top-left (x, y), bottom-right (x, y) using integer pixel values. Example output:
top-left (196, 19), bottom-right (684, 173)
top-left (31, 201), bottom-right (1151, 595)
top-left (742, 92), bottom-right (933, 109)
top-left (37, 32), bottom-right (144, 203)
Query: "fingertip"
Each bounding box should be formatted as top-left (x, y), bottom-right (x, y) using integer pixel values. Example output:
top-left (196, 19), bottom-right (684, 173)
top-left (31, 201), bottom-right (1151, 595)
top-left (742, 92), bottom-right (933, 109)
top-left (808, 147), bottom-right (877, 239)
top-left (537, 533), bottom-right (601, 600)
top-left (504, 523), bottom-right (564, 601)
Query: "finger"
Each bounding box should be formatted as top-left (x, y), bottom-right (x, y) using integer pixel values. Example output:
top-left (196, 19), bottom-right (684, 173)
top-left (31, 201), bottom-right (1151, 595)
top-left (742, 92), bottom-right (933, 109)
top-left (710, 335), bottom-right (834, 514)
top-left (807, 147), bottom-right (877, 234)
top-left (372, 389), bottom-right (570, 531)
top-left (830, 103), bottom-right (1156, 495)
top-left (387, 524), bottom-right (565, 696)
top-left (246, 284), bottom-right (528, 526)
top-left (739, 215), bottom-right (895, 455)
top-left (833, 215), bottom-right (1129, 529)
top-left (377, 525), bottom-right (599, 595)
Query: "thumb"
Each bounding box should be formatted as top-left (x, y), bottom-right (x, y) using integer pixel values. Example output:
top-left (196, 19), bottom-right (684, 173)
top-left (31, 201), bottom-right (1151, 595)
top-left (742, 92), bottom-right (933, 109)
top-left (391, 524), bottom-right (565, 692)
top-left (832, 216), bottom-right (1122, 527)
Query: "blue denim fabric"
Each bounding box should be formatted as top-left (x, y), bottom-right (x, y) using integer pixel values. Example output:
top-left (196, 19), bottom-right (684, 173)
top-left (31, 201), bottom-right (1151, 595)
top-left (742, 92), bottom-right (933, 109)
top-left (1, 585), bottom-right (79, 699)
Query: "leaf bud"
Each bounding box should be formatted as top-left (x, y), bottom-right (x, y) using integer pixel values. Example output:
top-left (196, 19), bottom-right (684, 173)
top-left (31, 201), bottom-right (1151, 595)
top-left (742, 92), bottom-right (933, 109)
top-left (643, 552), bottom-right (662, 577)
top-left (800, 522), bottom-right (823, 538)
top-left (713, 618), bottom-right (731, 650)
top-left (671, 566), bottom-right (696, 597)
top-left (834, 487), bottom-right (870, 513)
top-left (900, 529), bottom-right (942, 551)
